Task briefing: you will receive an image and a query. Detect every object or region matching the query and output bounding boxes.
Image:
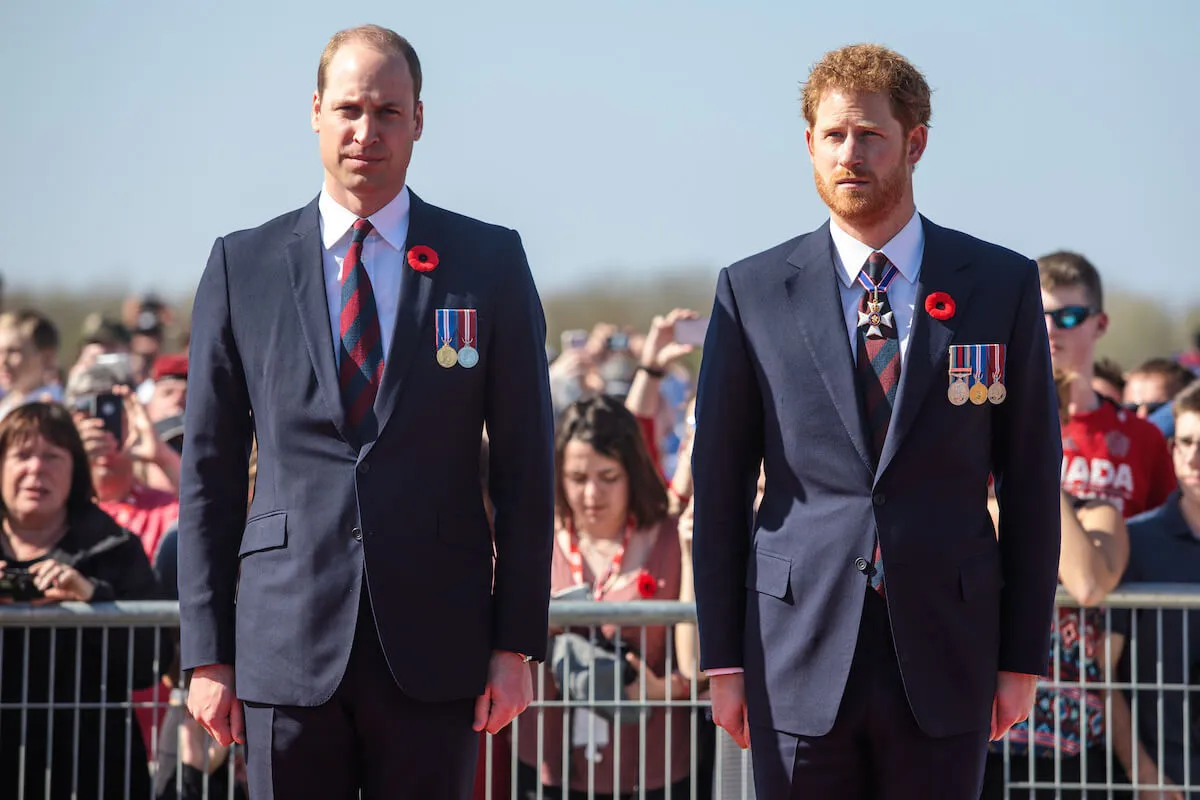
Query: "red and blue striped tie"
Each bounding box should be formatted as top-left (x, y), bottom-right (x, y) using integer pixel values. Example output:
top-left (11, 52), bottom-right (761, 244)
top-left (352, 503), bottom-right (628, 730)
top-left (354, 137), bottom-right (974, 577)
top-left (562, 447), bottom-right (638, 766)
top-left (338, 219), bottom-right (385, 440)
top-left (855, 251), bottom-right (900, 597)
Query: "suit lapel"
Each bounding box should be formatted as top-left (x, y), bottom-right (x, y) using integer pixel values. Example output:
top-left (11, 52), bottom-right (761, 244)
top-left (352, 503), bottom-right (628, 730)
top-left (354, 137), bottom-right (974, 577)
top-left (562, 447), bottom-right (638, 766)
top-left (372, 190), bottom-right (439, 439)
top-left (284, 198), bottom-right (354, 444)
top-left (875, 217), bottom-right (974, 479)
top-left (785, 225), bottom-right (874, 471)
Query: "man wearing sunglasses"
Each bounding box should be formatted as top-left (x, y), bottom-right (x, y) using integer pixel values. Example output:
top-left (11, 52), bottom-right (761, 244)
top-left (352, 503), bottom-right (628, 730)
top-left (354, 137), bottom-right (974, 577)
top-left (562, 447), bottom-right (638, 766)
top-left (1123, 357), bottom-right (1196, 421)
top-left (1039, 251), bottom-right (1175, 519)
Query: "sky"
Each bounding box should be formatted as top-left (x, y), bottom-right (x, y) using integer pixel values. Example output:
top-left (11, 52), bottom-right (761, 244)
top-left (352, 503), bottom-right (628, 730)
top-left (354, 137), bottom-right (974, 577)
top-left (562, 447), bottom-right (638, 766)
top-left (2, 0), bottom-right (1197, 308)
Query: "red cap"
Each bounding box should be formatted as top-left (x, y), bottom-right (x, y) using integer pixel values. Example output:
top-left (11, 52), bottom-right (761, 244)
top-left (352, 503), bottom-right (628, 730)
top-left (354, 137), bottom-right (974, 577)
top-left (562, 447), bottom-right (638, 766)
top-left (152, 354), bottom-right (188, 382)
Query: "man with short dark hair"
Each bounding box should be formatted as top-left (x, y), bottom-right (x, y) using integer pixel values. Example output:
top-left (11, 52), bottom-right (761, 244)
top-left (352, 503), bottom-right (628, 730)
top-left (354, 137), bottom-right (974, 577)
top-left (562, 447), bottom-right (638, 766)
top-left (1109, 381), bottom-right (1200, 794)
top-left (179, 24), bottom-right (555, 799)
top-left (692, 43), bottom-right (1061, 798)
top-left (1124, 356), bottom-right (1196, 418)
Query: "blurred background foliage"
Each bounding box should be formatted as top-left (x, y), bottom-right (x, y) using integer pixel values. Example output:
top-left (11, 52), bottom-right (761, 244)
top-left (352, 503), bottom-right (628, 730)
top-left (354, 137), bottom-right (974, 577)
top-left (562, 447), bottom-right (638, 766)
top-left (4, 273), bottom-right (1197, 375)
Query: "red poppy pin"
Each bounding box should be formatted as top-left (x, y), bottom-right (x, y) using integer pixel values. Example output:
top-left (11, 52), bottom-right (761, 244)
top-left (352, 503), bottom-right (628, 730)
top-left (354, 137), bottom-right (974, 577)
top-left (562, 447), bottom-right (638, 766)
top-left (406, 245), bottom-right (439, 273)
top-left (636, 570), bottom-right (658, 599)
top-left (925, 291), bottom-right (956, 321)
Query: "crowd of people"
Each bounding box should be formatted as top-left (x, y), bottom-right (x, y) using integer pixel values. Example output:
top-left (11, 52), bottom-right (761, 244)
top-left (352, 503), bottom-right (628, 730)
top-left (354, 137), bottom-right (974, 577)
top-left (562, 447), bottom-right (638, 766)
top-left (0, 246), bottom-right (1196, 798)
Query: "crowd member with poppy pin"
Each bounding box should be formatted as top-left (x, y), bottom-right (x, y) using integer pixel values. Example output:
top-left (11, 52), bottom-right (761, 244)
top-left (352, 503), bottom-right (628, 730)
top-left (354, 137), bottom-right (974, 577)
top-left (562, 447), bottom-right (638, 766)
top-left (691, 44), bottom-right (1061, 799)
top-left (178, 24), bottom-right (555, 800)
top-left (514, 395), bottom-right (693, 799)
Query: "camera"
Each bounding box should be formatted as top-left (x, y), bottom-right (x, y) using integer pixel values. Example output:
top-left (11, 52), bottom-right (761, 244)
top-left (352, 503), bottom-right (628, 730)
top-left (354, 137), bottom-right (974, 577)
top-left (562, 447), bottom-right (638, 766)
top-left (0, 567), bottom-right (44, 601)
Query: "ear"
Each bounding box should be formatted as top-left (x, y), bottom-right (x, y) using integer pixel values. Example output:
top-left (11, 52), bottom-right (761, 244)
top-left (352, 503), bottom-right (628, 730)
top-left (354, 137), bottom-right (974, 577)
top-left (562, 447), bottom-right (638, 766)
top-left (1094, 311), bottom-right (1110, 338)
top-left (804, 127), bottom-right (815, 161)
top-left (906, 124), bottom-right (928, 167)
top-left (413, 100), bottom-right (424, 142)
top-left (310, 91), bottom-right (321, 133)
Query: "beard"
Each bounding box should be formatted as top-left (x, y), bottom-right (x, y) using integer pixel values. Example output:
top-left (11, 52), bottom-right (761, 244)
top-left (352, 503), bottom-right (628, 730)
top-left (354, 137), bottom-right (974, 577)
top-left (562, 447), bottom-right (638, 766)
top-left (814, 159), bottom-right (910, 226)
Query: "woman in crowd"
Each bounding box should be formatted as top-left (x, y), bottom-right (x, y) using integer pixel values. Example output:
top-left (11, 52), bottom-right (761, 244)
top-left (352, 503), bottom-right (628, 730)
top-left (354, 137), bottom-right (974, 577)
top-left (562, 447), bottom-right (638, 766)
top-left (0, 402), bottom-right (163, 799)
top-left (981, 369), bottom-right (1131, 799)
top-left (515, 395), bottom-right (692, 799)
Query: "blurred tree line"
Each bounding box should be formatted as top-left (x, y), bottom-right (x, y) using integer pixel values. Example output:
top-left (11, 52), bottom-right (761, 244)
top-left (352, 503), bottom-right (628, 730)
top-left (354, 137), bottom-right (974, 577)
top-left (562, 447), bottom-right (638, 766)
top-left (4, 273), bottom-right (1197, 376)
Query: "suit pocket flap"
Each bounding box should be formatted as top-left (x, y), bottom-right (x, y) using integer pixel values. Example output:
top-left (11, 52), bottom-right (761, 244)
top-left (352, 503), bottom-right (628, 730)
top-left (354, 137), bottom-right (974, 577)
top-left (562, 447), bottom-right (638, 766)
top-left (239, 512), bottom-right (287, 557)
top-left (748, 549), bottom-right (791, 600)
top-left (959, 549), bottom-right (1003, 601)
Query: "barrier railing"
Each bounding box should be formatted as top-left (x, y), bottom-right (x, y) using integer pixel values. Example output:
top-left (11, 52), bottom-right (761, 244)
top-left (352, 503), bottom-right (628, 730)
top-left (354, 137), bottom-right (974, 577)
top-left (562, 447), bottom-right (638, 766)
top-left (0, 586), bottom-right (1195, 799)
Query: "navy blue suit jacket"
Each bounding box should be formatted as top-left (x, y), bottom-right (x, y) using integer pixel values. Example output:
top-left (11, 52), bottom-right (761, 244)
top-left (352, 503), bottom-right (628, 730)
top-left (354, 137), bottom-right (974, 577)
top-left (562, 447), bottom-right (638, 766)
top-left (178, 191), bottom-right (556, 707)
top-left (691, 218), bottom-right (1061, 738)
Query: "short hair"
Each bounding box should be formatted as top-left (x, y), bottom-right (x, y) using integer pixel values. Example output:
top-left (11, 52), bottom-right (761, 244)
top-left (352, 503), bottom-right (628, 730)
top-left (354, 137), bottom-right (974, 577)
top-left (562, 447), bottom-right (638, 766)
top-left (555, 395), bottom-right (668, 530)
top-left (80, 315), bottom-right (131, 348)
top-left (0, 403), bottom-right (95, 519)
top-left (1037, 251), bottom-right (1104, 311)
top-left (318, 25), bottom-right (422, 102)
top-left (15, 310), bottom-right (59, 354)
top-left (0, 312), bottom-right (38, 352)
top-left (801, 44), bottom-right (932, 133)
top-left (1093, 358), bottom-right (1126, 394)
top-left (1128, 357), bottom-right (1196, 398)
top-left (1174, 381), bottom-right (1200, 423)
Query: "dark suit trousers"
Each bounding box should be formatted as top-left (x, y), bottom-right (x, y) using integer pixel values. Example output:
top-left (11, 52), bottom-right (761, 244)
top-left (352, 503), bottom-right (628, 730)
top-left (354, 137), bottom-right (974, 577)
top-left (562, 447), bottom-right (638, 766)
top-left (242, 591), bottom-right (479, 800)
top-left (751, 589), bottom-right (989, 800)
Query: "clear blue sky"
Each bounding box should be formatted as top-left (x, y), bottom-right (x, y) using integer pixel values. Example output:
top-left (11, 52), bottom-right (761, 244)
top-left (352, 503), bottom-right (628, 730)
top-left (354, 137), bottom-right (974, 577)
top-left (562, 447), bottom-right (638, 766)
top-left (3, 0), bottom-right (1197, 307)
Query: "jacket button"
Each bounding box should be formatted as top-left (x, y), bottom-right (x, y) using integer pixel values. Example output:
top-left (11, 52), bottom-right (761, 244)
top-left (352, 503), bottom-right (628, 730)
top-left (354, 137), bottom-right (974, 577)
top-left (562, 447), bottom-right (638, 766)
top-left (352, 527), bottom-right (363, 541)
top-left (357, 461), bottom-right (370, 475)
top-left (854, 557), bottom-right (869, 573)
top-left (873, 492), bottom-right (886, 507)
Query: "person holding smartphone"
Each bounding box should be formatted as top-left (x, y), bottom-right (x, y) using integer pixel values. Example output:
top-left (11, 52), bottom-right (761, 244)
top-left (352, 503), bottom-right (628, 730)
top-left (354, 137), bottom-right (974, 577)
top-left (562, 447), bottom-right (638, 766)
top-left (65, 363), bottom-right (180, 561)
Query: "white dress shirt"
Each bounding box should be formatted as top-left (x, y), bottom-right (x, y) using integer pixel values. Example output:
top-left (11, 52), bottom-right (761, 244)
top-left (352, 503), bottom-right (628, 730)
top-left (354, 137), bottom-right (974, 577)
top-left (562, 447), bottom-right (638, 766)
top-left (318, 186), bottom-right (411, 364)
top-left (828, 209), bottom-right (925, 365)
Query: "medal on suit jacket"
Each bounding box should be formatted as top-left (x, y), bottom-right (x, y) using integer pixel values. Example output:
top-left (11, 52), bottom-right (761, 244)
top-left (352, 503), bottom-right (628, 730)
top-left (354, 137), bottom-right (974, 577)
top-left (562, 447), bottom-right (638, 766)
top-left (436, 308), bottom-right (459, 368)
top-left (987, 343), bottom-right (1007, 404)
top-left (969, 344), bottom-right (989, 405)
top-left (457, 309), bottom-right (479, 369)
top-left (948, 346), bottom-right (971, 406)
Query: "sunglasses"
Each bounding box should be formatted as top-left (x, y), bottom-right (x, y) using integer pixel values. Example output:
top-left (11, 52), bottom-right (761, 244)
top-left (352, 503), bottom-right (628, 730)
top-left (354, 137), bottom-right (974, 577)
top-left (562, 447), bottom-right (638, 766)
top-left (1123, 401), bottom-right (1168, 416)
top-left (1044, 305), bottom-right (1098, 330)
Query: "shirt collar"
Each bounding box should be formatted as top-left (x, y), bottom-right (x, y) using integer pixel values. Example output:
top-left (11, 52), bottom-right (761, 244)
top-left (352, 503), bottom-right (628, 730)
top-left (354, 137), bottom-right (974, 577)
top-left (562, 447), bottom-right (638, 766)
top-left (1160, 492), bottom-right (1200, 541)
top-left (829, 209), bottom-right (924, 288)
top-left (318, 185), bottom-right (411, 252)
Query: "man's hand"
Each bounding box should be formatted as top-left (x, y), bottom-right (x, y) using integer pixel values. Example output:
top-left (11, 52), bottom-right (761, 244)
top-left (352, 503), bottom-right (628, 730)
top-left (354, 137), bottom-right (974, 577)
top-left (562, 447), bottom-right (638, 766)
top-left (990, 670), bottom-right (1038, 741)
top-left (709, 672), bottom-right (751, 749)
top-left (188, 664), bottom-right (244, 747)
top-left (473, 651), bottom-right (533, 735)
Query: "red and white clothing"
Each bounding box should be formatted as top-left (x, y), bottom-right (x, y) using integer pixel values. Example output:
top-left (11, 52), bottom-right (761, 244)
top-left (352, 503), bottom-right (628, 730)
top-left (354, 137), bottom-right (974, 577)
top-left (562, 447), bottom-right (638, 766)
top-left (1060, 399), bottom-right (1174, 518)
top-left (99, 485), bottom-right (180, 562)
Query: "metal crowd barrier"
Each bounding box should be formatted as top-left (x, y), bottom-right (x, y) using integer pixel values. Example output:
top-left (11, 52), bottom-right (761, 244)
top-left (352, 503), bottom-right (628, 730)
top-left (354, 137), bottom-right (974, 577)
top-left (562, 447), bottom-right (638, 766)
top-left (0, 587), bottom-right (1196, 799)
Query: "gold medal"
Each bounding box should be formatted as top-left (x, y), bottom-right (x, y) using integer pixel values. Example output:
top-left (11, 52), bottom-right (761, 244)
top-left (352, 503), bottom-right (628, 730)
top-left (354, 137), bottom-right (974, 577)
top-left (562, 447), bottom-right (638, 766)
top-left (969, 382), bottom-right (988, 405)
top-left (988, 382), bottom-right (1007, 404)
top-left (437, 344), bottom-right (459, 368)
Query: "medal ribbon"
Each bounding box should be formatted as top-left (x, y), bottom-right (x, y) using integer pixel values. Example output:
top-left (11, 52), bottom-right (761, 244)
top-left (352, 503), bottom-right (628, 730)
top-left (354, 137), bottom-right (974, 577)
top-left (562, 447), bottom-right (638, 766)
top-left (990, 344), bottom-right (1006, 384)
top-left (437, 309), bottom-right (458, 348)
top-left (973, 344), bottom-right (986, 389)
top-left (856, 263), bottom-right (900, 298)
top-left (566, 520), bottom-right (635, 601)
top-left (458, 309), bottom-right (477, 348)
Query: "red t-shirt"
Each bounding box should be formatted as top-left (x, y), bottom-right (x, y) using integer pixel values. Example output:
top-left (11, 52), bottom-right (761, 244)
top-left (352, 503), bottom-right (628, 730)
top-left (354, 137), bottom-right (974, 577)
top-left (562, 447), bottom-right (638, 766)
top-left (99, 485), bottom-right (180, 561)
top-left (1060, 400), bottom-right (1175, 518)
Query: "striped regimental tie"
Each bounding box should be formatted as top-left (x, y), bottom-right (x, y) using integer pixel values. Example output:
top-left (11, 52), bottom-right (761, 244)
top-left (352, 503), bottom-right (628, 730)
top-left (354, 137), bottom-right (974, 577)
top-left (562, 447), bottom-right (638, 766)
top-left (338, 218), bottom-right (385, 441)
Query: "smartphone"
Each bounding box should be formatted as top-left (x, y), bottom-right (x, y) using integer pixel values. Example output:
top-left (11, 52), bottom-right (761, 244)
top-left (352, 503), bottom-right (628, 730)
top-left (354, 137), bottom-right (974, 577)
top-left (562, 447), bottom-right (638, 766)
top-left (92, 392), bottom-right (124, 443)
top-left (606, 332), bottom-right (630, 351)
top-left (675, 317), bottom-right (709, 347)
top-left (560, 330), bottom-right (589, 352)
